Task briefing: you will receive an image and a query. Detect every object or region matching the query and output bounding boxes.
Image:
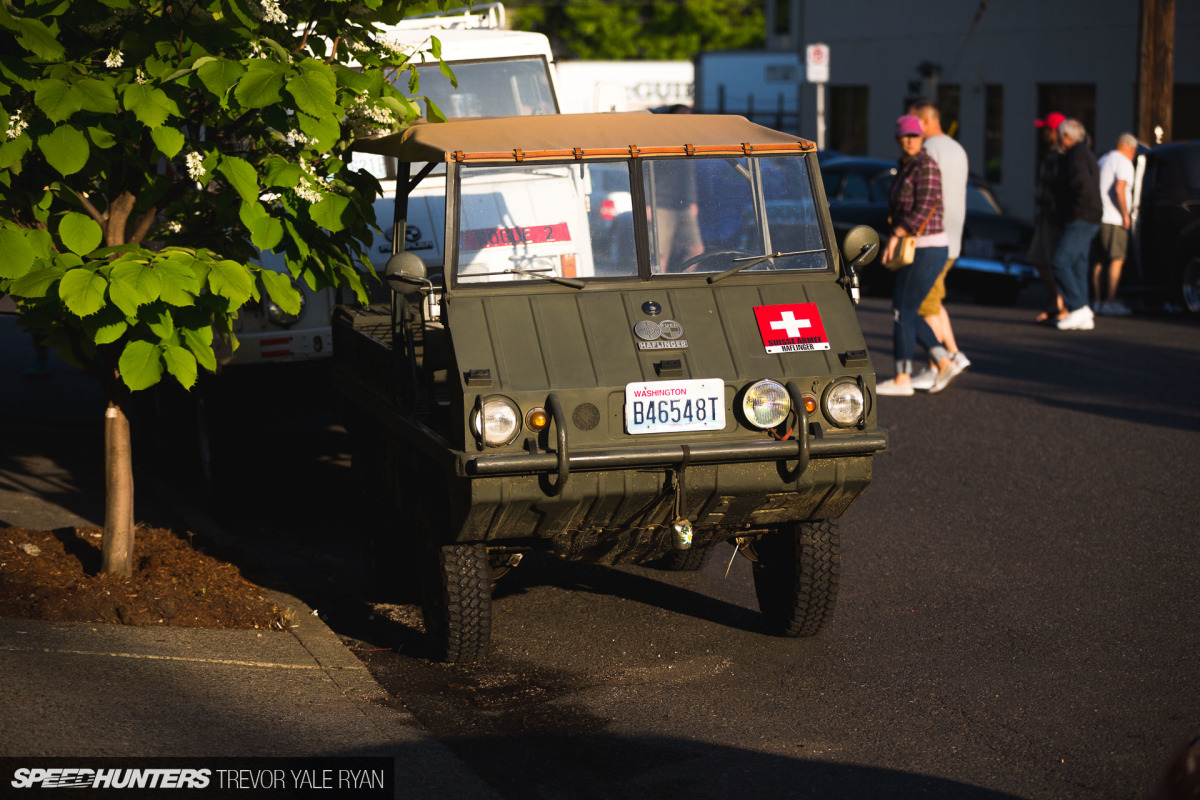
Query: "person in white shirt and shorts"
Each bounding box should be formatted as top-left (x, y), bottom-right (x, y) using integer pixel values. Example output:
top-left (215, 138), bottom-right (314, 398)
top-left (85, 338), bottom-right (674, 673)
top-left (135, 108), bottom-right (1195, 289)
top-left (1091, 133), bottom-right (1138, 316)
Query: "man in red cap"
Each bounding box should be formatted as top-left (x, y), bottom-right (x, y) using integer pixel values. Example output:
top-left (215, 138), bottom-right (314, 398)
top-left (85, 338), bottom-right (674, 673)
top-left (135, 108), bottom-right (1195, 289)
top-left (1029, 112), bottom-right (1067, 322)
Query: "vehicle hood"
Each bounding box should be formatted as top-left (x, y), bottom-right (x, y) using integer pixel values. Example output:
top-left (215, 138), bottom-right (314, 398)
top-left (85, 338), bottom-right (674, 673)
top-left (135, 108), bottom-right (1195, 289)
top-left (444, 280), bottom-right (867, 393)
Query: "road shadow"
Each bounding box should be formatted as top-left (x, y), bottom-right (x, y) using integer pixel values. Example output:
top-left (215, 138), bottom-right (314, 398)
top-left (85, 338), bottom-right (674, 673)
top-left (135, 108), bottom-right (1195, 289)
top-left (492, 551), bottom-right (762, 633)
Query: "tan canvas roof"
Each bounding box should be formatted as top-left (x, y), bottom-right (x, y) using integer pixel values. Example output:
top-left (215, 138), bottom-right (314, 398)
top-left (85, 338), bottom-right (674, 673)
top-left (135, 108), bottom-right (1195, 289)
top-left (353, 113), bottom-right (815, 163)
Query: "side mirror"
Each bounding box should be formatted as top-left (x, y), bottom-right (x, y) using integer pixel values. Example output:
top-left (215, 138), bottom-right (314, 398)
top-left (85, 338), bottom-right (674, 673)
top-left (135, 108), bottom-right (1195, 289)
top-left (841, 225), bottom-right (880, 268)
top-left (384, 252), bottom-right (431, 297)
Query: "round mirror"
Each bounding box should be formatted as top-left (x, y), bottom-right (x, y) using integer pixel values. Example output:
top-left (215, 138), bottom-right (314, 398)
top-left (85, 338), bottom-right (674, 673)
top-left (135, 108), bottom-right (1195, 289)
top-left (841, 225), bottom-right (880, 267)
top-left (384, 252), bottom-right (429, 296)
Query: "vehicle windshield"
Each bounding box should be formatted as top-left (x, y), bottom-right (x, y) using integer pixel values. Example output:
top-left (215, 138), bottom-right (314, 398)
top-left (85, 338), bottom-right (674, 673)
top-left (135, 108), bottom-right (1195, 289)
top-left (453, 154), bottom-right (828, 285)
top-left (412, 59), bottom-right (558, 118)
top-left (455, 164), bottom-right (594, 284)
top-left (644, 156), bottom-right (828, 274)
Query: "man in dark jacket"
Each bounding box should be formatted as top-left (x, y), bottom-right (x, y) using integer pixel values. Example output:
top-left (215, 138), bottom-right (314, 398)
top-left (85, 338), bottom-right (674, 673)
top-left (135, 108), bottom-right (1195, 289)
top-left (1051, 118), bottom-right (1102, 330)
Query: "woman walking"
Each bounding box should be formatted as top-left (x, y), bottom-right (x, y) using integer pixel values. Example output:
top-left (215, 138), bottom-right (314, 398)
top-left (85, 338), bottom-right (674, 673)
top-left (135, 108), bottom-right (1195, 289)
top-left (877, 115), bottom-right (962, 396)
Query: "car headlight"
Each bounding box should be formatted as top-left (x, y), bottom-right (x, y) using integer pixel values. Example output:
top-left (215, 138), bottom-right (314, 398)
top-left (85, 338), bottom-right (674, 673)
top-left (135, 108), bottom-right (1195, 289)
top-left (471, 395), bottom-right (522, 447)
top-left (265, 284), bottom-right (307, 327)
top-left (823, 380), bottom-right (865, 427)
top-left (742, 379), bottom-right (791, 429)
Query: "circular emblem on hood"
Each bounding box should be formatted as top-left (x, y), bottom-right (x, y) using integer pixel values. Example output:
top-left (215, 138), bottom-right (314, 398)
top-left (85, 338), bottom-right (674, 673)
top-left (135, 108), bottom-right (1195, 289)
top-left (642, 300), bottom-right (662, 316)
top-left (658, 320), bottom-right (684, 340)
top-left (634, 320), bottom-right (662, 341)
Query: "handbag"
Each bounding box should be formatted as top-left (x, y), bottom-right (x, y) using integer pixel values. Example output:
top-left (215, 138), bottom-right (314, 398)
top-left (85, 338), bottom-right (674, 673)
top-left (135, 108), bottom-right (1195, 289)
top-left (883, 204), bottom-right (938, 271)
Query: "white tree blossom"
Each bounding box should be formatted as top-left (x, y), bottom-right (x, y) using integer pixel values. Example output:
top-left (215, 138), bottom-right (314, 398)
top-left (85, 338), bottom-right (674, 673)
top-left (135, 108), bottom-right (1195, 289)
top-left (185, 152), bottom-right (206, 180)
top-left (260, 0), bottom-right (288, 25)
top-left (6, 110), bottom-right (27, 139)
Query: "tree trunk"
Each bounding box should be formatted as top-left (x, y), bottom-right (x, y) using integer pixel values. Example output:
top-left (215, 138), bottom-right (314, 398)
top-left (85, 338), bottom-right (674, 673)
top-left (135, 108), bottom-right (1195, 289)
top-left (101, 394), bottom-right (136, 577)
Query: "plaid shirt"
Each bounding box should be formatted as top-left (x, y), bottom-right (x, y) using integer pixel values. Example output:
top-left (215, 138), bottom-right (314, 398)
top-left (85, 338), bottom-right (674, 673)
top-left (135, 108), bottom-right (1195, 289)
top-left (888, 150), bottom-right (944, 236)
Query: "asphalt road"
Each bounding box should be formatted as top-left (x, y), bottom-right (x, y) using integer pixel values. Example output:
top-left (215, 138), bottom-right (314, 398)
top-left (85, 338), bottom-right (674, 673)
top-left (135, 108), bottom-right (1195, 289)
top-left (192, 291), bottom-right (1200, 800)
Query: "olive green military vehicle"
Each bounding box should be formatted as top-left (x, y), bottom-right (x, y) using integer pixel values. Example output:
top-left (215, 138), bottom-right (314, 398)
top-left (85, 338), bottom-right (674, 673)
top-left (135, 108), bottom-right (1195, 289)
top-left (333, 112), bottom-right (886, 661)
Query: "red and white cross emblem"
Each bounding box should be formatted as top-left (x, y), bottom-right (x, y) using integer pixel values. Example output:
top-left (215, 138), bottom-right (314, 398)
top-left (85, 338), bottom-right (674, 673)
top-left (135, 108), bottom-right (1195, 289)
top-left (753, 303), bottom-right (830, 353)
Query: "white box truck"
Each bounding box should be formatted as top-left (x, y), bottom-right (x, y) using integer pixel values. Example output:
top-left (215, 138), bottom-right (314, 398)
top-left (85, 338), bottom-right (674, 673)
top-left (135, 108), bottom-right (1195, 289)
top-left (227, 3), bottom-right (563, 370)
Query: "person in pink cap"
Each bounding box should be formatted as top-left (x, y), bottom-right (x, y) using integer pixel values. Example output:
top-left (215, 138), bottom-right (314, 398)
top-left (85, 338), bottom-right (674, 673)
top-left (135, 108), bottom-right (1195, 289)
top-left (877, 115), bottom-right (959, 396)
top-left (1029, 111), bottom-right (1067, 322)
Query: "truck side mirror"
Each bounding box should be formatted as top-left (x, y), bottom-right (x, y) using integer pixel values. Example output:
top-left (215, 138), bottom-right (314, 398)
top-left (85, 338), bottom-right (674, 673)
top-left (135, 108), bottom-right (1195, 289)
top-left (841, 225), bottom-right (880, 268)
top-left (384, 252), bottom-right (432, 297)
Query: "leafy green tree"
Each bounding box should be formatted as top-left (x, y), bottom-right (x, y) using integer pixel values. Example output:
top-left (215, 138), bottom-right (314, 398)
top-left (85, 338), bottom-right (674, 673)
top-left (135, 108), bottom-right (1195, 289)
top-left (507, 0), bottom-right (764, 61)
top-left (0, 0), bottom-right (447, 575)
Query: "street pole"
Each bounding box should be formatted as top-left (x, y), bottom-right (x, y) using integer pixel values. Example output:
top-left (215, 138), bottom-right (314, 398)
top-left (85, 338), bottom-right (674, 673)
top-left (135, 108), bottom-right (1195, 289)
top-left (1136, 0), bottom-right (1174, 144)
top-left (816, 83), bottom-right (826, 151)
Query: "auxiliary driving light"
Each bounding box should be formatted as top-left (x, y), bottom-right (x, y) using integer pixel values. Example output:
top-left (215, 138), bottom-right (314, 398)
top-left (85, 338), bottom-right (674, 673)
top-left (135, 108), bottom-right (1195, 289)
top-left (525, 407), bottom-right (549, 432)
top-left (472, 395), bottom-right (522, 447)
top-left (742, 379), bottom-right (791, 429)
top-left (823, 380), bottom-right (865, 427)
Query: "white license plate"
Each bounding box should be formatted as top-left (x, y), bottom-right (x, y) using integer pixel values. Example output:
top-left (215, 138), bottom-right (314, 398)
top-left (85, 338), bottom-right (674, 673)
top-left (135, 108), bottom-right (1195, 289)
top-left (624, 379), bottom-right (725, 435)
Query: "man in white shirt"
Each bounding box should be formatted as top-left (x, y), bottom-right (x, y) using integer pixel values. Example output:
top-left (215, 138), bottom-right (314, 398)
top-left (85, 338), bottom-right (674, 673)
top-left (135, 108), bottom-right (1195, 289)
top-left (1091, 133), bottom-right (1138, 315)
top-left (908, 100), bottom-right (969, 393)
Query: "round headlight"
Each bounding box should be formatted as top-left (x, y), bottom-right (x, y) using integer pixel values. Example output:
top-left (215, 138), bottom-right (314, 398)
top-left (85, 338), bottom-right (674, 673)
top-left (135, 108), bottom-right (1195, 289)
top-left (472, 395), bottom-right (522, 447)
top-left (742, 379), bottom-right (791, 429)
top-left (824, 380), bottom-right (865, 427)
top-left (266, 285), bottom-right (307, 327)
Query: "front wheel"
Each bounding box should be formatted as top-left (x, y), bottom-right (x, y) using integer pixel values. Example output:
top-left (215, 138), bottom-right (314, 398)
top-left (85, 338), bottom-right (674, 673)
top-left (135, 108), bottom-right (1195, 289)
top-left (752, 520), bottom-right (840, 637)
top-left (420, 540), bottom-right (492, 662)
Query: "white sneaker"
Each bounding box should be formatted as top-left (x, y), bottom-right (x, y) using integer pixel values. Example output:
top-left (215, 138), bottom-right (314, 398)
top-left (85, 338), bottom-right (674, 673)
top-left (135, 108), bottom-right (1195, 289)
top-left (910, 367), bottom-right (938, 391)
top-left (929, 356), bottom-right (967, 394)
top-left (1056, 306), bottom-right (1095, 331)
top-left (951, 351), bottom-right (971, 369)
top-left (876, 378), bottom-right (915, 396)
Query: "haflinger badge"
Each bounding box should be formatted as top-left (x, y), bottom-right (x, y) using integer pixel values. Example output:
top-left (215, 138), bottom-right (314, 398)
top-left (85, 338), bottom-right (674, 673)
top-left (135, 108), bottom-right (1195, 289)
top-left (753, 303), bottom-right (831, 354)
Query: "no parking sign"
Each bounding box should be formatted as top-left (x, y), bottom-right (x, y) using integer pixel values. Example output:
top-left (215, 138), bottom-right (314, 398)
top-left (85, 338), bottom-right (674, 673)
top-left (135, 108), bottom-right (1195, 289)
top-left (806, 43), bottom-right (829, 84)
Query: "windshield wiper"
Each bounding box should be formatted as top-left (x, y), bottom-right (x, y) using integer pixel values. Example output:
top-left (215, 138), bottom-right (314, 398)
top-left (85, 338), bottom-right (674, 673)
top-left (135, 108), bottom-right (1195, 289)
top-left (706, 248), bottom-right (825, 284)
top-left (463, 266), bottom-right (586, 289)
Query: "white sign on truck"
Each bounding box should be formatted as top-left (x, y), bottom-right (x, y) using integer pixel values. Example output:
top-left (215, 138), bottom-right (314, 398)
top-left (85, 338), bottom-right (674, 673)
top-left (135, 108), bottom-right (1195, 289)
top-left (555, 61), bottom-right (694, 114)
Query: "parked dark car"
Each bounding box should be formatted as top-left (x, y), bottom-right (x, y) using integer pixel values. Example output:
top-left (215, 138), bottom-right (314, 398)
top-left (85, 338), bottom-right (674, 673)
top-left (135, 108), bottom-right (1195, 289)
top-left (819, 156), bottom-right (1037, 305)
top-left (1132, 141), bottom-right (1200, 313)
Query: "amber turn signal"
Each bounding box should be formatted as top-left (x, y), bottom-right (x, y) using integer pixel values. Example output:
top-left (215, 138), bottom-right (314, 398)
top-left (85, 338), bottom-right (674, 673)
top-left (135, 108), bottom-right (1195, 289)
top-left (526, 407), bottom-right (549, 431)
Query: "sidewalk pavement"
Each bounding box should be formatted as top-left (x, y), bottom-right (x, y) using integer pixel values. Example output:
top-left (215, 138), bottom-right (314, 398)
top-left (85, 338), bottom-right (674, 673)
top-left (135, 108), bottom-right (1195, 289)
top-left (0, 315), bottom-right (500, 798)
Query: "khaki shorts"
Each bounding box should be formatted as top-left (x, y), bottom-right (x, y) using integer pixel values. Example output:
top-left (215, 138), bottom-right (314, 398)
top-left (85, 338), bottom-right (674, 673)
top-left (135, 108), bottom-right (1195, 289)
top-left (1092, 223), bottom-right (1128, 262)
top-left (918, 258), bottom-right (956, 317)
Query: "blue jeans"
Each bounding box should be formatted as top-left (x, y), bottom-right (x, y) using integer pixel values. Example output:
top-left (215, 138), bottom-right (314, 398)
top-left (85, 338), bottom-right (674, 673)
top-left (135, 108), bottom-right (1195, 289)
top-left (1051, 220), bottom-right (1100, 312)
top-left (892, 245), bottom-right (950, 375)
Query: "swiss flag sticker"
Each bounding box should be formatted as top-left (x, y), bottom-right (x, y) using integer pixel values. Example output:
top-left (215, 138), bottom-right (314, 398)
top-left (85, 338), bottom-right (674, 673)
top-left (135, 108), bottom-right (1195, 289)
top-left (753, 303), bottom-right (831, 353)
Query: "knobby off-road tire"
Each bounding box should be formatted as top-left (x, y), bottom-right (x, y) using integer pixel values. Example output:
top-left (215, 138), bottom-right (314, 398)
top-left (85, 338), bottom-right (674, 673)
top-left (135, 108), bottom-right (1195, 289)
top-left (420, 541), bottom-right (492, 662)
top-left (658, 543), bottom-right (717, 572)
top-left (752, 520), bottom-right (840, 637)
